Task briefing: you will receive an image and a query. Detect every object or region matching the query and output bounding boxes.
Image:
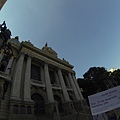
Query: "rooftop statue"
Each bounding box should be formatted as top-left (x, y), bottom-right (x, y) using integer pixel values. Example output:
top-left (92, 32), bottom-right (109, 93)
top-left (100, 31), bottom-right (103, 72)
top-left (0, 21), bottom-right (11, 45)
top-left (42, 43), bottom-right (58, 57)
top-left (0, 21), bottom-right (13, 57)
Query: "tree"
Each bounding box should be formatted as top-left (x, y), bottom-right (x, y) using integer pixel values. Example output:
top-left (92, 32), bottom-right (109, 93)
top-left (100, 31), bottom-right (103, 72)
top-left (77, 67), bottom-right (120, 107)
top-left (77, 67), bottom-right (120, 100)
top-left (77, 67), bottom-right (109, 99)
top-left (110, 69), bottom-right (120, 85)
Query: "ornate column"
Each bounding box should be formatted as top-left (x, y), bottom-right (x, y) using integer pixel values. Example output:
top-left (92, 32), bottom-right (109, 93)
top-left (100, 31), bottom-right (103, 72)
top-left (5, 57), bottom-right (14, 74)
top-left (58, 68), bottom-right (70, 102)
top-left (24, 55), bottom-right (31, 101)
top-left (68, 73), bottom-right (80, 100)
top-left (44, 62), bottom-right (55, 116)
top-left (72, 74), bottom-right (90, 116)
top-left (11, 53), bottom-right (24, 100)
top-left (44, 62), bottom-right (54, 102)
top-left (72, 74), bottom-right (83, 99)
top-left (58, 69), bottom-right (74, 114)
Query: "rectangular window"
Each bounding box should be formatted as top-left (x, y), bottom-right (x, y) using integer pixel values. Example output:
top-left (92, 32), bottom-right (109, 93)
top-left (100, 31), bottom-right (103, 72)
top-left (13, 105), bottom-right (19, 114)
top-left (31, 64), bottom-right (41, 81)
top-left (27, 106), bottom-right (31, 114)
top-left (63, 74), bottom-right (68, 86)
top-left (49, 70), bottom-right (56, 84)
top-left (21, 105), bottom-right (25, 114)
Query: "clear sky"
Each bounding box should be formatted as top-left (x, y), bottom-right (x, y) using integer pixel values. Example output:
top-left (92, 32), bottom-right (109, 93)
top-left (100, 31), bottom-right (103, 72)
top-left (1, 0), bottom-right (120, 78)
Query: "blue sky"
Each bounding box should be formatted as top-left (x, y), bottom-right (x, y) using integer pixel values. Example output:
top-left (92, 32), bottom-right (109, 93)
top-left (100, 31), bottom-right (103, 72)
top-left (1, 0), bottom-right (120, 78)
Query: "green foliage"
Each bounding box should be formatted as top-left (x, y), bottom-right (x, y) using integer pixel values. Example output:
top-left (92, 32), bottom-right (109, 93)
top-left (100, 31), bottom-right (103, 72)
top-left (77, 67), bottom-right (120, 99)
top-left (110, 69), bottom-right (120, 85)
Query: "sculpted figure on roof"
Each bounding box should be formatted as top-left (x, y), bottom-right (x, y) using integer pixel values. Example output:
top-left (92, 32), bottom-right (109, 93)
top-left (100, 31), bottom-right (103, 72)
top-left (42, 43), bottom-right (58, 57)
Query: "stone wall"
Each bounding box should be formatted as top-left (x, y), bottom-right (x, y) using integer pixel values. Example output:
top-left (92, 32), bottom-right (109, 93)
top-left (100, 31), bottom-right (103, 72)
top-left (0, 83), bottom-right (11, 120)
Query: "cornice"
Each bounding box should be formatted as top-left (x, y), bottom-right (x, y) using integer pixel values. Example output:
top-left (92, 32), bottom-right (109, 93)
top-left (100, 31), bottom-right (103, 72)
top-left (19, 41), bottom-right (74, 69)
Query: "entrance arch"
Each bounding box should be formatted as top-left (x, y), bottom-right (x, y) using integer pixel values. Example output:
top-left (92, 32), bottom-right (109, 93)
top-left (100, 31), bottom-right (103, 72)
top-left (54, 95), bottom-right (63, 113)
top-left (31, 93), bottom-right (45, 116)
top-left (69, 95), bottom-right (75, 109)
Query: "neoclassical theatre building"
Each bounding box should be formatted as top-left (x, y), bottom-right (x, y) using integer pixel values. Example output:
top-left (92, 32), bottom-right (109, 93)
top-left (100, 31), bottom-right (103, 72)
top-left (0, 37), bottom-right (90, 120)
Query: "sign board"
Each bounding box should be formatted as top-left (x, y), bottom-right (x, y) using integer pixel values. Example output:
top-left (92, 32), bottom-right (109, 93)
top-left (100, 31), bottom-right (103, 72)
top-left (88, 85), bottom-right (120, 115)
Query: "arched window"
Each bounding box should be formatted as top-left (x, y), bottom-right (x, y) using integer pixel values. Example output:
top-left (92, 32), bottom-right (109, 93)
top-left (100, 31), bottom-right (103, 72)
top-left (21, 105), bottom-right (25, 114)
top-left (13, 105), bottom-right (19, 114)
top-left (27, 106), bottom-right (31, 114)
top-left (69, 95), bottom-right (75, 109)
top-left (54, 95), bottom-right (64, 113)
top-left (31, 93), bottom-right (45, 116)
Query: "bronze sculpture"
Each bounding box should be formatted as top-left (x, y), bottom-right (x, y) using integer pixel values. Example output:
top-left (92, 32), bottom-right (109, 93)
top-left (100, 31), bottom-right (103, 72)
top-left (0, 21), bottom-right (13, 57)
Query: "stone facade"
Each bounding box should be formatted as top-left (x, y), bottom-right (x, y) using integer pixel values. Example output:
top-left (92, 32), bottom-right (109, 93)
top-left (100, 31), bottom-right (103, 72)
top-left (0, 0), bottom-right (7, 10)
top-left (0, 38), bottom-right (92, 120)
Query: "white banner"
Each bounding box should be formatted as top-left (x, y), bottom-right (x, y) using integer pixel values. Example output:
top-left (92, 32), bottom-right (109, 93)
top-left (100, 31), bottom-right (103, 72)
top-left (88, 85), bottom-right (120, 115)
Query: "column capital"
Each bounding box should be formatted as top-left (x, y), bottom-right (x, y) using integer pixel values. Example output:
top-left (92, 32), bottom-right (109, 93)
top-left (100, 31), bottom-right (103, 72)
top-left (68, 70), bottom-right (75, 74)
top-left (20, 51), bottom-right (25, 55)
top-left (71, 73), bottom-right (76, 78)
top-left (16, 52), bottom-right (25, 60)
top-left (57, 66), bottom-right (63, 70)
top-left (26, 53), bottom-right (33, 58)
top-left (43, 60), bottom-right (50, 65)
top-left (16, 52), bottom-right (24, 61)
top-left (57, 67), bottom-right (61, 70)
top-left (25, 54), bottom-right (32, 61)
top-left (26, 54), bottom-right (32, 60)
top-left (68, 72), bottom-right (72, 74)
top-left (43, 61), bottom-right (49, 66)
